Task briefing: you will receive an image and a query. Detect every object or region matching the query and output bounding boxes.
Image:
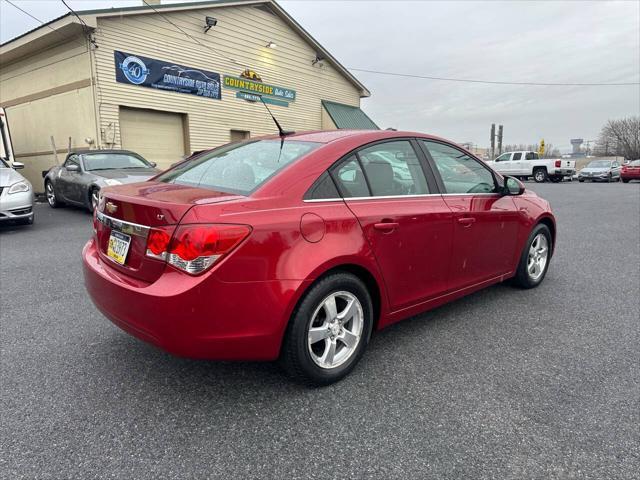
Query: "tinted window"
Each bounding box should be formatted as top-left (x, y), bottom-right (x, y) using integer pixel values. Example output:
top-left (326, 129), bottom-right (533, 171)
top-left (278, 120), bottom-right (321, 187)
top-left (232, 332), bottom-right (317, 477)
top-left (525, 152), bottom-right (538, 160)
top-left (358, 141), bottom-right (429, 196)
top-left (84, 153), bottom-right (151, 171)
top-left (156, 140), bottom-right (320, 195)
top-left (422, 141), bottom-right (498, 194)
top-left (512, 152), bottom-right (522, 160)
top-left (304, 172), bottom-right (340, 200)
top-left (332, 155), bottom-right (369, 198)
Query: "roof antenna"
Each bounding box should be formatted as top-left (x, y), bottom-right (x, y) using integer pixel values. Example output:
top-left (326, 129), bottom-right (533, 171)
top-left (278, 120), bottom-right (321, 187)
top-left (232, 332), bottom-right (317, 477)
top-left (259, 96), bottom-right (294, 137)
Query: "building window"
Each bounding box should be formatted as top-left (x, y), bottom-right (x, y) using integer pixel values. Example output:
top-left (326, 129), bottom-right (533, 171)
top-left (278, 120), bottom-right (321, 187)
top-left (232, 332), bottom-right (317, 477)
top-left (230, 130), bottom-right (250, 142)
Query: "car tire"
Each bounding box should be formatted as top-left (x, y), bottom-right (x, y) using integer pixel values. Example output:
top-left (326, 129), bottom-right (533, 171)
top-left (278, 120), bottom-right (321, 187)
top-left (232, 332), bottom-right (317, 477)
top-left (45, 181), bottom-right (63, 208)
top-left (622, 178), bottom-right (630, 183)
top-left (607, 174), bottom-right (613, 183)
top-left (578, 179), bottom-right (584, 183)
top-left (89, 187), bottom-right (100, 212)
top-left (281, 272), bottom-right (374, 386)
top-left (511, 223), bottom-right (552, 289)
top-left (533, 168), bottom-right (548, 183)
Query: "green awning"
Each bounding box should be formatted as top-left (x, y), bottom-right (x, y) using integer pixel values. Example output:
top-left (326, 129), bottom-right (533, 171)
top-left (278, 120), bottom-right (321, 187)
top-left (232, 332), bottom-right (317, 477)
top-left (322, 100), bottom-right (379, 130)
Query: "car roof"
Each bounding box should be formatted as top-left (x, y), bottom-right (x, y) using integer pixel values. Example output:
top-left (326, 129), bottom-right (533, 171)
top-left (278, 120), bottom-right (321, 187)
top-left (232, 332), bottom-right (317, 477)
top-left (254, 129), bottom-right (452, 144)
top-left (69, 149), bottom-right (143, 157)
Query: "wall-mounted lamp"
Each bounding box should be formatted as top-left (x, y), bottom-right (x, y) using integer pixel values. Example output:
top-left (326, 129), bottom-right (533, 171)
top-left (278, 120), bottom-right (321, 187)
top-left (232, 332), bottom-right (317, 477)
top-left (312, 54), bottom-right (325, 66)
top-left (204, 16), bottom-right (218, 33)
top-left (265, 41), bottom-right (277, 49)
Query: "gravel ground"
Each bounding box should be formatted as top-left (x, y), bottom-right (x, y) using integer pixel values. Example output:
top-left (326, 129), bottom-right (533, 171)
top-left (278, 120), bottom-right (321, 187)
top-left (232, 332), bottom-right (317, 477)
top-left (1, 181), bottom-right (639, 479)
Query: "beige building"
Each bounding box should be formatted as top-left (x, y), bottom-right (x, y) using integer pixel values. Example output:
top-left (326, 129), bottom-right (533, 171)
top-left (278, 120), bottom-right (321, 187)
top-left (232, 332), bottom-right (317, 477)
top-left (0, 0), bottom-right (376, 191)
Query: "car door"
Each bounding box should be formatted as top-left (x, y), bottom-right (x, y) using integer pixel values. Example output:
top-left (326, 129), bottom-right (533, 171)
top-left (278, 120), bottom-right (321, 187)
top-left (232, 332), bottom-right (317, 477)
top-left (419, 140), bottom-right (521, 290)
top-left (492, 152), bottom-right (513, 174)
top-left (611, 161), bottom-right (621, 179)
top-left (57, 154), bottom-right (83, 203)
top-left (330, 139), bottom-right (454, 311)
top-left (510, 152), bottom-right (524, 175)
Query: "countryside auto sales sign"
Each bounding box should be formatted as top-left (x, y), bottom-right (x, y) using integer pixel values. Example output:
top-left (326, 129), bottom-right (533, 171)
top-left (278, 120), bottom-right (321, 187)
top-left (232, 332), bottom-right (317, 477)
top-left (114, 51), bottom-right (221, 100)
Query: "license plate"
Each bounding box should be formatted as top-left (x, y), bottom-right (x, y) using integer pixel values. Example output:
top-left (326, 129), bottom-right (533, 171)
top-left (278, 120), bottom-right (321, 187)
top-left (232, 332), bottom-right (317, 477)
top-left (107, 230), bottom-right (131, 265)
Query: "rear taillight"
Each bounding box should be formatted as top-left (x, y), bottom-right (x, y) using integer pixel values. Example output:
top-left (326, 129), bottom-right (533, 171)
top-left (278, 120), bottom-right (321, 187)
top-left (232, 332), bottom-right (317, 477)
top-left (145, 224), bottom-right (251, 275)
top-left (555, 160), bottom-right (561, 168)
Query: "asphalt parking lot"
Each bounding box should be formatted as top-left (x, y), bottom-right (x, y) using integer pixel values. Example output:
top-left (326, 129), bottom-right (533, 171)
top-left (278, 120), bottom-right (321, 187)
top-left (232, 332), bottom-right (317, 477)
top-left (1, 182), bottom-right (639, 479)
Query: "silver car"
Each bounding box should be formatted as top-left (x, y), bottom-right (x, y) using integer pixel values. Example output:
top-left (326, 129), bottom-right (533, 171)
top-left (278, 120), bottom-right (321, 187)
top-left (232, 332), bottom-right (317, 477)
top-left (578, 159), bottom-right (622, 182)
top-left (0, 159), bottom-right (34, 225)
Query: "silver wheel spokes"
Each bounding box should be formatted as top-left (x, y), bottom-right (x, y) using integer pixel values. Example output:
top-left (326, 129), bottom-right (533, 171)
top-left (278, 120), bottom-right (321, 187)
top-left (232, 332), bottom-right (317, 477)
top-left (91, 190), bottom-right (99, 209)
top-left (46, 184), bottom-right (55, 205)
top-left (527, 233), bottom-right (549, 281)
top-left (308, 291), bottom-right (363, 369)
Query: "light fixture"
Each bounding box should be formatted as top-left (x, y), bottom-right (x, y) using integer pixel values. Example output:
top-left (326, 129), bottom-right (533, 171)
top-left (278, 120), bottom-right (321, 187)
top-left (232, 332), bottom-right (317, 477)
top-left (265, 41), bottom-right (277, 49)
top-left (204, 16), bottom-right (217, 33)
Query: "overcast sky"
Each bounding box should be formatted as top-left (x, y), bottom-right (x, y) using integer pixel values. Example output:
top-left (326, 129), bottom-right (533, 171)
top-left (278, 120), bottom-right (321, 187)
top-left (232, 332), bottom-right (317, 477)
top-left (1, 0), bottom-right (638, 151)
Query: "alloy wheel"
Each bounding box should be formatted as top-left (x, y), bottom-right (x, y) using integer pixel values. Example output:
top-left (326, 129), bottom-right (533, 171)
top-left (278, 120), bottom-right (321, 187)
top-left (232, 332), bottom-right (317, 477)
top-left (91, 189), bottom-right (99, 210)
top-left (527, 233), bottom-right (549, 281)
top-left (46, 183), bottom-right (55, 206)
top-left (307, 291), bottom-right (364, 369)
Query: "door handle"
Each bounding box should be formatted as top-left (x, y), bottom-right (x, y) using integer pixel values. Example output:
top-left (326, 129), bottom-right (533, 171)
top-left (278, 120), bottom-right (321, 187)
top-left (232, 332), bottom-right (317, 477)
top-left (457, 217), bottom-right (476, 227)
top-left (373, 222), bottom-right (399, 232)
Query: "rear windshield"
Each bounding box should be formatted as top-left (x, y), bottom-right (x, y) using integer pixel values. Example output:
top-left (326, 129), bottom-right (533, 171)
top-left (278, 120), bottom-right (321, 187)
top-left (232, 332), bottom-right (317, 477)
top-left (155, 139), bottom-right (321, 195)
top-left (84, 153), bottom-right (152, 171)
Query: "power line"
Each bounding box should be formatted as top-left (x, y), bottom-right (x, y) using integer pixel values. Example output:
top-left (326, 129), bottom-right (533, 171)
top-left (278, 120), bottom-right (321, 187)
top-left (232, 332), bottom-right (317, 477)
top-left (60, 0), bottom-right (90, 34)
top-left (349, 67), bottom-right (640, 87)
top-left (140, 0), bottom-right (242, 67)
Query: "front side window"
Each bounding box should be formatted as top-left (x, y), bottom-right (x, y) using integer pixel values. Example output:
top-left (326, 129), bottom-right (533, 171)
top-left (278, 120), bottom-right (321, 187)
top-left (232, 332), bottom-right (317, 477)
top-left (422, 141), bottom-right (498, 194)
top-left (83, 153), bottom-right (152, 171)
top-left (65, 155), bottom-right (80, 168)
top-left (156, 140), bottom-right (320, 195)
top-left (357, 141), bottom-right (429, 196)
top-left (332, 155), bottom-right (369, 198)
top-left (495, 153), bottom-right (511, 162)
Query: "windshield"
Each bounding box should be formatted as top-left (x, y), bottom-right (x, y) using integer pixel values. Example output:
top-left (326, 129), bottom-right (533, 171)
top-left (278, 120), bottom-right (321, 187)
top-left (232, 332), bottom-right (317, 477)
top-left (83, 153), bottom-right (152, 171)
top-left (587, 160), bottom-right (611, 168)
top-left (155, 139), bottom-right (321, 195)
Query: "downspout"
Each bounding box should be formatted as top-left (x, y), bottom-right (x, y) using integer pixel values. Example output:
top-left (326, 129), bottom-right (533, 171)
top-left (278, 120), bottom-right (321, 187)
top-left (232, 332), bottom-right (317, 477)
top-left (87, 31), bottom-right (101, 150)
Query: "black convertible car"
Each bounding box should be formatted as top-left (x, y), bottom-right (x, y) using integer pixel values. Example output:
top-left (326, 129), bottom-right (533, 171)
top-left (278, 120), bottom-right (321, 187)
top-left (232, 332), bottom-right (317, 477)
top-left (43, 150), bottom-right (159, 211)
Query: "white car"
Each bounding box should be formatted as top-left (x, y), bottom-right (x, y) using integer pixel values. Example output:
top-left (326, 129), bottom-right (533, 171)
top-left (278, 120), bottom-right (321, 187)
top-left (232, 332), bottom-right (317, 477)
top-left (486, 151), bottom-right (576, 183)
top-left (0, 159), bottom-right (34, 225)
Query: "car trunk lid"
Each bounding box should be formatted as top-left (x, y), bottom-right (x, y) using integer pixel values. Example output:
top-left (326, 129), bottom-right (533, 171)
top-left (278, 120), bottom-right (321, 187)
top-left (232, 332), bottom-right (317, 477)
top-left (95, 181), bottom-right (244, 282)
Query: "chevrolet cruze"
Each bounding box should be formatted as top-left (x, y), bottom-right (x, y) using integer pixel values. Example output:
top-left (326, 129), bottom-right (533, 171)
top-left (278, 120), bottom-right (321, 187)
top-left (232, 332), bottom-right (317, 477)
top-left (83, 130), bottom-right (555, 385)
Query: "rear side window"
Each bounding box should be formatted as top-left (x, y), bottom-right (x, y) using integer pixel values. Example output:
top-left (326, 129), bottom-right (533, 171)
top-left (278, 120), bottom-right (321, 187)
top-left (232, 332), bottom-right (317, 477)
top-left (156, 139), bottom-right (320, 195)
top-left (422, 141), bottom-right (498, 194)
top-left (332, 155), bottom-right (369, 198)
top-left (304, 172), bottom-right (340, 200)
top-left (358, 141), bottom-right (430, 196)
top-left (512, 152), bottom-right (522, 160)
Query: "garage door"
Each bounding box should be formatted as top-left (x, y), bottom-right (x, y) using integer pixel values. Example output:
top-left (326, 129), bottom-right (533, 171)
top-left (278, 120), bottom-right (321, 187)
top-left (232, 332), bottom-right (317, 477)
top-left (119, 107), bottom-right (186, 170)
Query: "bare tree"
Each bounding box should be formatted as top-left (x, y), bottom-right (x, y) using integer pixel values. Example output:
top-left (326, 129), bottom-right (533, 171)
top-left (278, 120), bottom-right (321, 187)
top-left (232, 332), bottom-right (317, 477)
top-left (595, 116), bottom-right (640, 159)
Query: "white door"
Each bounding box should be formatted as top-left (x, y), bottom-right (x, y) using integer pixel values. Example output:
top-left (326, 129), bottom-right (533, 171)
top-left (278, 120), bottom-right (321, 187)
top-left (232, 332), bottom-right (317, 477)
top-left (119, 107), bottom-right (186, 170)
top-left (492, 152), bottom-right (513, 174)
top-left (510, 152), bottom-right (525, 175)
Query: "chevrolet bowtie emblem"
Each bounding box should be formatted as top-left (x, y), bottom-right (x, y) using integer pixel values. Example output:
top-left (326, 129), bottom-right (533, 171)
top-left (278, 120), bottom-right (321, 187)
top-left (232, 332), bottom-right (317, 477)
top-left (105, 202), bottom-right (118, 214)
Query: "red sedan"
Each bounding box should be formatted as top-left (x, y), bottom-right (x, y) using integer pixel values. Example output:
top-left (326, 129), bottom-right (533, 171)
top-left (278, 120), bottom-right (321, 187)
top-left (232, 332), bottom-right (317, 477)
top-left (621, 160), bottom-right (640, 183)
top-left (83, 130), bottom-right (555, 385)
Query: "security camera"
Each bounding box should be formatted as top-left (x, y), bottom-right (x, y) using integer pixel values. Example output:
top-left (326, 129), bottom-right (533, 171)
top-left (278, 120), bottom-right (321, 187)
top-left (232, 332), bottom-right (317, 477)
top-left (204, 16), bottom-right (218, 33)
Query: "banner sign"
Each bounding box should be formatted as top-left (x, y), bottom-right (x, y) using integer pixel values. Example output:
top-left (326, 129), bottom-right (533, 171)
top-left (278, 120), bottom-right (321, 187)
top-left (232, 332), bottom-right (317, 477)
top-left (223, 75), bottom-right (296, 102)
top-left (114, 51), bottom-right (221, 100)
top-left (235, 91), bottom-right (289, 107)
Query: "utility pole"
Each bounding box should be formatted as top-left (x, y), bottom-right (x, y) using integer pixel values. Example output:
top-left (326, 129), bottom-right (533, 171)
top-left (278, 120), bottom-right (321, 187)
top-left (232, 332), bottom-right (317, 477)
top-left (497, 125), bottom-right (503, 155)
top-left (490, 124), bottom-right (495, 159)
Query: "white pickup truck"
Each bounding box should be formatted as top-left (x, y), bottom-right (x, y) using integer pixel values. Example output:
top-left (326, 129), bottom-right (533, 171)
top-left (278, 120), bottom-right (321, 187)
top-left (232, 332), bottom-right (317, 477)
top-left (486, 151), bottom-right (576, 183)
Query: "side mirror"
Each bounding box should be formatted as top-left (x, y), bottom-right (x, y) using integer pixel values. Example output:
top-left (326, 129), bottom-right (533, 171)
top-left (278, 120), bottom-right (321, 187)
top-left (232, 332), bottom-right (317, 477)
top-left (66, 164), bottom-right (80, 172)
top-left (502, 176), bottom-right (525, 196)
top-left (12, 162), bottom-right (25, 170)
top-left (150, 161), bottom-right (157, 168)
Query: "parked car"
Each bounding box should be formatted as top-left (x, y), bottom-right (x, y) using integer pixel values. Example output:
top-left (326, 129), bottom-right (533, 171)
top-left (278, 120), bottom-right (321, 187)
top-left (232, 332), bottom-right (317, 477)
top-left (0, 158), bottom-right (34, 225)
top-left (577, 159), bottom-right (621, 182)
top-left (83, 131), bottom-right (556, 385)
top-left (486, 151), bottom-right (576, 183)
top-left (620, 159), bottom-right (640, 183)
top-left (43, 150), bottom-right (159, 211)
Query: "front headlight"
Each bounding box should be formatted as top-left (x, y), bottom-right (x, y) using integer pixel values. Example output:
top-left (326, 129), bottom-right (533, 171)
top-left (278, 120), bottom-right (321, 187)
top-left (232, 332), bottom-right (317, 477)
top-left (8, 181), bottom-right (30, 194)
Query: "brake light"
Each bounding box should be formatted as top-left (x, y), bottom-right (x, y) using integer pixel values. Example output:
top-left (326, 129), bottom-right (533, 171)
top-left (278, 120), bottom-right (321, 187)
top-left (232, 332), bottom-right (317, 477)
top-left (555, 160), bottom-right (561, 168)
top-left (145, 224), bottom-right (251, 274)
top-left (146, 228), bottom-right (172, 259)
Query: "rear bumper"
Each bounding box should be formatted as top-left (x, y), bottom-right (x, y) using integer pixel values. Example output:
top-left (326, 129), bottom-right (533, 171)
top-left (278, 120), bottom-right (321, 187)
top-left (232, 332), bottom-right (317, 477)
top-left (82, 239), bottom-right (307, 360)
top-left (554, 168), bottom-right (575, 176)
